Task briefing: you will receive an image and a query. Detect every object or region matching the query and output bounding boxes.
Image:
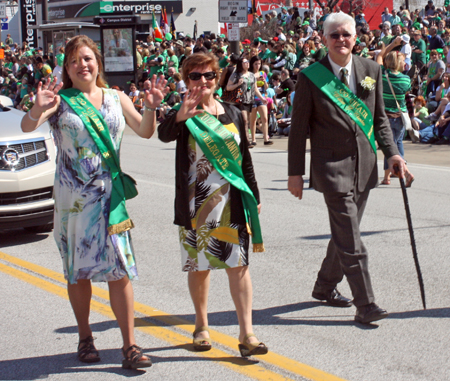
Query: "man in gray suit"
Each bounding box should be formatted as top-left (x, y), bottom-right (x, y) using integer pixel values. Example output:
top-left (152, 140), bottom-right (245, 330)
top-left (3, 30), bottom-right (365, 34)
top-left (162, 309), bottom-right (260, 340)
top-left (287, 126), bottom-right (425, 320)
top-left (288, 12), bottom-right (406, 324)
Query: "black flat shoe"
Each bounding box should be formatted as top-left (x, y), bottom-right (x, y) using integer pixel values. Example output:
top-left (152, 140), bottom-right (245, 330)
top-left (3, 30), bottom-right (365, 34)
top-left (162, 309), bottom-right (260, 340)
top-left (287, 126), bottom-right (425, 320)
top-left (355, 303), bottom-right (388, 324)
top-left (312, 288), bottom-right (353, 307)
top-left (264, 141), bottom-right (274, 145)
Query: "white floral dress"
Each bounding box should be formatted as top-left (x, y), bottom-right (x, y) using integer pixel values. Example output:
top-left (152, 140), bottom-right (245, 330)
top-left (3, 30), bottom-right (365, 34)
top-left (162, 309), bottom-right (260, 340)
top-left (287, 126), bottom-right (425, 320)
top-left (49, 88), bottom-right (137, 284)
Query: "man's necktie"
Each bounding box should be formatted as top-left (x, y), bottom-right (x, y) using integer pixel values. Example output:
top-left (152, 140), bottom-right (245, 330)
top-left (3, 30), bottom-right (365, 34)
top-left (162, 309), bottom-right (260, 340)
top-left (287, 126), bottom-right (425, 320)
top-left (340, 68), bottom-right (349, 88)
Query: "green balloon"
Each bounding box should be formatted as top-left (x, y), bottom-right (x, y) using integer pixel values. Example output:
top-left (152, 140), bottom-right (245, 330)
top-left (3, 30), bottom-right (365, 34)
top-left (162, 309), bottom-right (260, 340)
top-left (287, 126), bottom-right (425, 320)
top-left (165, 33), bottom-right (173, 41)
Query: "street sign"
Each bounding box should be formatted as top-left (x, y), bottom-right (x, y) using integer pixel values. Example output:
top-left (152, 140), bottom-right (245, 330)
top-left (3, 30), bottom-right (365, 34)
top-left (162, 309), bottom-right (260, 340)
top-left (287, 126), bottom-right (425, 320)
top-left (227, 23), bottom-right (240, 42)
top-left (0, 4), bottom-right (6, 19)
top-left (219, 0), bottom-right (247, 23)
top-left (1, 23), bottom-right (7, 31)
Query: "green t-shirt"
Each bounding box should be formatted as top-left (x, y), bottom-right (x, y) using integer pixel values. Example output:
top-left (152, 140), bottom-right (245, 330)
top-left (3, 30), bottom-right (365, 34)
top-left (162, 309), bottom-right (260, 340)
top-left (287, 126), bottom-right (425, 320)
top-left (381, 67), bottom-right (411, 113)
top-left (411, 38), bottom-right (427, 64)
top-left (168, 55), bottom-right (179, 71)
top-left (259, 49), bottom-right (277, 62)
top-left (314, 47), bottom-right (327, 61)
top-left (219, 56), bottom-right (229, 69)
top-left (160, 49), bottom-right (169, 72)
top-left (416, 106), bottom-right (430, 125)
top-left (148, 54), bottom-right (164, 77)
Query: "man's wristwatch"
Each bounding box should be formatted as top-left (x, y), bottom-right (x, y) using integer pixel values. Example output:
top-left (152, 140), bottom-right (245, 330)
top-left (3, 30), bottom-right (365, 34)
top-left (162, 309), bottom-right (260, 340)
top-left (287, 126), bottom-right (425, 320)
top-left (144, 105), bottom-right (157, 112)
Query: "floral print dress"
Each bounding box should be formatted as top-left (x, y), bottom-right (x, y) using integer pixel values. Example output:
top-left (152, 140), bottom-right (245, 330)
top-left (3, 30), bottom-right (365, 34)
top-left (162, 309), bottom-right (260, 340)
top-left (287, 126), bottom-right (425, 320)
top-left (179, 113), bottom-right (250, 272)
top-left (49, 88), bottom-right (137, 284)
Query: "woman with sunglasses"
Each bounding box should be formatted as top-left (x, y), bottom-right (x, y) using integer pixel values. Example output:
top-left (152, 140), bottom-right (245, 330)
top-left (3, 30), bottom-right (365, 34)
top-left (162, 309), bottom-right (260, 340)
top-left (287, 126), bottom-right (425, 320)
top-left (226, 57), bottom-right (271, 146)
top-left (157, 53), bottom-right (268, 358)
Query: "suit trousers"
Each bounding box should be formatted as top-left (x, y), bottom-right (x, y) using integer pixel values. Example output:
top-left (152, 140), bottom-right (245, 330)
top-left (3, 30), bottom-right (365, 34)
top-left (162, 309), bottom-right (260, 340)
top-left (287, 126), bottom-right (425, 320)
top-left (316, 187), bottom-right (375, 307)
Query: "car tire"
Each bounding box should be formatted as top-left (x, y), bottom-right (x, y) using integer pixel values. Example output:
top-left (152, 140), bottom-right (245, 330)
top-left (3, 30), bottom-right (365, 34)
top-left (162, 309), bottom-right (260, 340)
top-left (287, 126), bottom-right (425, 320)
top-left (24, 223), bottom-right (54, 233)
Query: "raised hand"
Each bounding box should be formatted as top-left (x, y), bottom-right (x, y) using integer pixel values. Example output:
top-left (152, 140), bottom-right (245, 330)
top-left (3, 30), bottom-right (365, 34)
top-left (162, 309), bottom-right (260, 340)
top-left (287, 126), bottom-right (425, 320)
top-left (175, 86), bottom-right (205, 123)
top-left (144, 74), bottom-right (169, 109)
top-left (34, 77), bottom-right (63, 112)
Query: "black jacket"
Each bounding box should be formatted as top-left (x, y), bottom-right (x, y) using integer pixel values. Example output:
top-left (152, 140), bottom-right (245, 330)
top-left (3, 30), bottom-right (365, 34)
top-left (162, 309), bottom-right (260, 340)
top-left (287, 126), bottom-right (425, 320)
top-left (158, 102), bottom-right (260, 229)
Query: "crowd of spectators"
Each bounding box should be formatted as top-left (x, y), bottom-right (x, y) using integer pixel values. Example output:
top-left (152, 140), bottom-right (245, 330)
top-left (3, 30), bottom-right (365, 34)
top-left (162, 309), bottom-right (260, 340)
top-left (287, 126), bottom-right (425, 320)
top-left (3, 2), bottom-right (450, 145)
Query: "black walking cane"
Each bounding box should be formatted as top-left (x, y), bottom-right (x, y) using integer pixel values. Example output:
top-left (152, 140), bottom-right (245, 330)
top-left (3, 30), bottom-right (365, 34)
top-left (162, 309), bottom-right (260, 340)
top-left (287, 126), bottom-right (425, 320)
top-left (395, 165), bottom-right (427, 309)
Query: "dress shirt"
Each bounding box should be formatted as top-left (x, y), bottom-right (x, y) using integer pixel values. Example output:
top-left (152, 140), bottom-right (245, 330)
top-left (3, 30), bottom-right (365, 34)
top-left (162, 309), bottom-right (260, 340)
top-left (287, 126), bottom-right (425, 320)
top-left (328, 55), bottom-right (357, 94)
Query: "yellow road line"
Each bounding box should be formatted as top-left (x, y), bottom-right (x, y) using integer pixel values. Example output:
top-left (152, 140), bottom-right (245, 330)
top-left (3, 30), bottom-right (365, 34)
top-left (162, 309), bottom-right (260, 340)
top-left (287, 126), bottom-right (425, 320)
top-left (0, 251), bottom-right (348, 381)
top-left (0, 261), bottom-right (293, 381)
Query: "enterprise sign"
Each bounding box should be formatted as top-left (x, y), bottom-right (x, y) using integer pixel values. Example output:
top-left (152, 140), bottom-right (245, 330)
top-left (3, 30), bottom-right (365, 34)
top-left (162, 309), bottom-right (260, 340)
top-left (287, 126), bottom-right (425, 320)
top-left (20, 0), bottom-right (38, 49)
top-left (48, 1), bottom-right (183, 20)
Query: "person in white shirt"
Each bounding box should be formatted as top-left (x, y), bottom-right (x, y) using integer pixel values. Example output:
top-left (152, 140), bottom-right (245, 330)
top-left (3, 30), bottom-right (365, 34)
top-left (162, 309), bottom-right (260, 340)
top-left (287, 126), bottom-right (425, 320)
top-left (400, 35), bottom-right (412, 71)
top-left (276, 27), bottom-right (287, 41)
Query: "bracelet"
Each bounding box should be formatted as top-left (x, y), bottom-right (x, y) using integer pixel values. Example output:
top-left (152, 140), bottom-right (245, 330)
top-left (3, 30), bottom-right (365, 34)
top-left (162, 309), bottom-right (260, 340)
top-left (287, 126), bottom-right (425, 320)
top-left (144, 105), bottom-right (157, 112)
top-left (28, 111), bottom-right (39, 121)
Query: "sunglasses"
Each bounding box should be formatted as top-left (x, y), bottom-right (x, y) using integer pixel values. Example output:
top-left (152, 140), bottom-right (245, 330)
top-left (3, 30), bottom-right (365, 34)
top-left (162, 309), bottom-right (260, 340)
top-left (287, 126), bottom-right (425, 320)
top-left (329, 33), bottom-right (353, 40)
top-left (188, 71), bottom-right (217, 81)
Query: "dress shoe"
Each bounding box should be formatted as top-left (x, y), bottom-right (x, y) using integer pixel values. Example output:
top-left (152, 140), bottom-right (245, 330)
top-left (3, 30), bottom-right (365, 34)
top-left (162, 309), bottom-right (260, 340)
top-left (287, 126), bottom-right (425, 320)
top-left (355, 303), bottom-right (388, 324)
top-left (312, 288), bottom-right (353, 307)
top-left (435, 137), bottom-right (450, 145)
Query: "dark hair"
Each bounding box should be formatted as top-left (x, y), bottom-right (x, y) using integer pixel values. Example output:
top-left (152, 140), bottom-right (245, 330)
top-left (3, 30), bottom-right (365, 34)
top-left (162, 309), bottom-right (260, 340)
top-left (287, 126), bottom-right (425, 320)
top-left (229, 53), bottom-right (239, 65)
top-left (249, 55), bottom-right (261, 73)
top-left (62, 35), bottom-right (107, 90)
top-left (236, 57), bottom-right (249, 74)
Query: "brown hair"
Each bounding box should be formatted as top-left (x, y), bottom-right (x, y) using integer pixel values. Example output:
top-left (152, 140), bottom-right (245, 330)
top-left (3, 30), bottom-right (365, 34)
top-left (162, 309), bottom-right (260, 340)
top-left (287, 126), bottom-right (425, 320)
top-left (62, 35), bottom-right (107, 89)
top-left (181, 52), bottom-right (220, 86)
top-left (415, 95), bottom-right (426, 107)
top-left (384, 51), bottom-right (406, 71)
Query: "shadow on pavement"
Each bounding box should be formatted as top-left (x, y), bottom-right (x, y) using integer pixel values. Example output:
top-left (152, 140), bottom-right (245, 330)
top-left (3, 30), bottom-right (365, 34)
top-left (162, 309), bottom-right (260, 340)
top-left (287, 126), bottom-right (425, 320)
top-left (0, 229), bottom-right (49, 249)
top-left (0, 349), bottom-right (148, 380)
top-left (0, 343), bottom-right (261, 379)
top-left (301, 224), bottom-right (450, 240)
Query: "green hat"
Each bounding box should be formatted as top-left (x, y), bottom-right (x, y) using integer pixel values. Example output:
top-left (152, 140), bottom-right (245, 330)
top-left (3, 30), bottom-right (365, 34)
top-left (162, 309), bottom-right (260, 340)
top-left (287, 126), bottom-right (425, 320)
top-left (302, 21), bottom-right (309, 26)
top-left (289, 30), bottom-right (294, 35)
top-left (220, 34), bottom-right (226, 38)
top-left (155, 38), bottom-right (163, 42)
top-left (413, 22), bottom-right (422, 29)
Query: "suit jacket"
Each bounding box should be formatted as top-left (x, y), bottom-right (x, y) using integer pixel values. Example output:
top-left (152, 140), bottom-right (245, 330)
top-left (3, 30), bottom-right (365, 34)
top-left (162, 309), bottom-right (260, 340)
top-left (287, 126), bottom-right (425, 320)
top-left (288, 54), bottom-right (399, 194)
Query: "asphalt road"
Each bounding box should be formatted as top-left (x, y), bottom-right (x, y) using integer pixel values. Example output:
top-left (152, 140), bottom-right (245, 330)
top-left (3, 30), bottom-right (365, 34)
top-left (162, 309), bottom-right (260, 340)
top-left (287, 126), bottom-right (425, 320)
top-left (0, 133), bottom-right (449, 381)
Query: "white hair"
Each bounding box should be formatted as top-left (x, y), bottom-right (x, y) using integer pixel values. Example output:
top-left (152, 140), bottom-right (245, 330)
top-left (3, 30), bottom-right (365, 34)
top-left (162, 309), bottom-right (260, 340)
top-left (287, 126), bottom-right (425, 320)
top-left (383, 21), bottom-right (391, 28)
top-left (323, 12), bottom-right (356, 36)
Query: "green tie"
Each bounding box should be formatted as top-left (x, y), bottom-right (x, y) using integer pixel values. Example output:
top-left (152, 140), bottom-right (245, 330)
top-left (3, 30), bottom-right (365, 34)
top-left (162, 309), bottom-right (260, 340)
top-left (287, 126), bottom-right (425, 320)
top-left (340, 68), bottom-right (349, 88)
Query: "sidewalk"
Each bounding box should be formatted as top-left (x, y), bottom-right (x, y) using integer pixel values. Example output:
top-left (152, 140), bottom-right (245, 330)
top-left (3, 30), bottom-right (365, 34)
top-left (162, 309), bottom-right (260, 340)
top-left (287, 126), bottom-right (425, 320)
top-left (256, 134), bottom-right (450, 167)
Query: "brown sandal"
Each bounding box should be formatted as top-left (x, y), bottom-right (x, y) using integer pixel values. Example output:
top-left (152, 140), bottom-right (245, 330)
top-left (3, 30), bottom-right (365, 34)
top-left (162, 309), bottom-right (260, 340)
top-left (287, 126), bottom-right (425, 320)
top-left (238, 333), bottom-right (268, 358)
top-left (77, 336), bottom-right (100, 363)
top-left (122, 344), bottom-right (152, 369)
top-left (193, 326), bottom-right (212, 351)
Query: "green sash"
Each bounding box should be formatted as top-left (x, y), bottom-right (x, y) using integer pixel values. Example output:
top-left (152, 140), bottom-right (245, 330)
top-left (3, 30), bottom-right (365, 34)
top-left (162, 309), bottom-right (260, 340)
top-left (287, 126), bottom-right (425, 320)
top-left (302, 62), bottom-right (377, 154)
top-left (59, 88), bottom-right (137, 236)
top-left (172, 104), bottom-right (264, 252)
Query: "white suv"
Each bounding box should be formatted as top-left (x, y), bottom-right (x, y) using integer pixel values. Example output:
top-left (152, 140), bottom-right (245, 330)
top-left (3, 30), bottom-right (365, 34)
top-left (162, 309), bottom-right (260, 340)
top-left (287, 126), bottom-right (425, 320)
top-left (0, 97), bottom-right (56, 232)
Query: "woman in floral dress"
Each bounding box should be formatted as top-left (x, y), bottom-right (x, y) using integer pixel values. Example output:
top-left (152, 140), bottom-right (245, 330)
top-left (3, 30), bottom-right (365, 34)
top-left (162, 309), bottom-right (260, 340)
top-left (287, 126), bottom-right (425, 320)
top-left (21, 35), bottom-right (165, 369)
top-left (157, 53), bottom-right (268, 358)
